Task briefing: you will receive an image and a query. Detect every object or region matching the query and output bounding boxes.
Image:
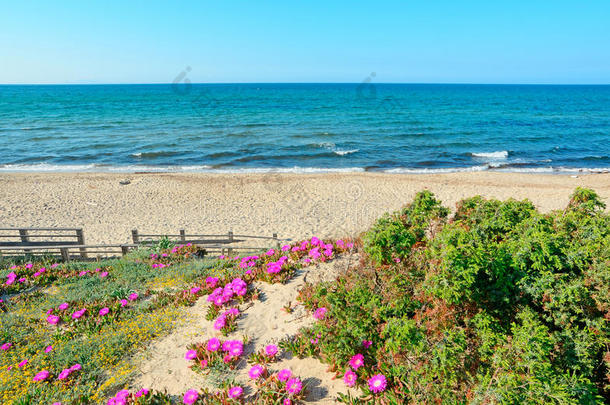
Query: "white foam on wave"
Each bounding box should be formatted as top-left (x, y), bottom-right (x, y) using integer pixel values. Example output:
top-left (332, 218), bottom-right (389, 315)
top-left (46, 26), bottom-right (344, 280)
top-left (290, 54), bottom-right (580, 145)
top-left (471, 151), bottom-right (509, 159)
top-left (0, 163), bottom-right (607, 175)
top-left (334, 149), bottom-right (359, 156)
top-left (384, 166), bottom-right (489, 174)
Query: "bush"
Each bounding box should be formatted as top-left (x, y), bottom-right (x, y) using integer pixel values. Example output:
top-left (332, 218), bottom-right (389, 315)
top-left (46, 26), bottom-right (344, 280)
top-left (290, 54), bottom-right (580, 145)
top-left (294, 189), bottom-right (609, 404)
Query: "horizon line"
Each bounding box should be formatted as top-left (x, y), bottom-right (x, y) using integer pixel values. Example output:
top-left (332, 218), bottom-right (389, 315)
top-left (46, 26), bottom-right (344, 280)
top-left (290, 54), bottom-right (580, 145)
top-left (1, 82), bottom-right (609, 86)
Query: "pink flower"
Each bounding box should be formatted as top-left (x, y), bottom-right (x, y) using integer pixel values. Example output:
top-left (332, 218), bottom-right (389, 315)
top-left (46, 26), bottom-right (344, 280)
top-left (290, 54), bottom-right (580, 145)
top-left (58, 369), bottom-right (71, 380)
top-left (343, 369), bottom-right (357, 387)
top-left (213, 316), bottom-right (226, 330)
top-left (47, 315), bottom-right (60, 325)
top-left (45, 345), bottom-right (53, 353)
top-left (185, 350), bottom-right (197, 360)
top-left (18, 359), bottom-right (28, 368)
top-left (120, 299), bottom-right (128, 307)
top-left (70, 363), bottom-right (82, 372)
top-left (190, 286), bottom-right (201, 294)
top-left (99, 307), bottom-right (110, 316)
top-left (183, 389), bottom-right (199, 404)
top-left (265, 344), bottom-right (278, 357)
top-left (33, 369), bottom-right (50, 382)
top-left (206, 338), bottom-right (220, 352)
top-left (205, 277), bottom-right (218, 288)
top-left (25, 263), bottom-right (33, 269)
top-left (128, 293), bottom-right (138, 301)
top-left (277, 368), bottom-right (292, 382)
top-left (116, 390), bottom-right (130, 399)
top-left (78, 271), bottom-right (88, 276)
top-left (283, 399), bottom-right (292, 405)
top-left (72, 308), bottom-right (86, 319)
top-left (368, 374), bottom-right (387, 393)
top-left (248, 364), bottom-right (265, 379)
top-left (349, 354), bottom-right (364, 370)
top-left (313, 307), bottom-right (327, 320)
top-left (228, 386), bottom-right (243, 399)
top-left (286, 378), bottom-right (303, 394)
top-left (135, 389), bottom-right (149, 397)
top-left (200, 359), bottom-right (208, 368)
top-left (58, 302), bottom-right (69, 311)
top-left (266, 249), bottom-right (275, 256)
top-left (99, 271), bottom-right (109, 278)
top-left (362, 340), bottom-right (372, 349)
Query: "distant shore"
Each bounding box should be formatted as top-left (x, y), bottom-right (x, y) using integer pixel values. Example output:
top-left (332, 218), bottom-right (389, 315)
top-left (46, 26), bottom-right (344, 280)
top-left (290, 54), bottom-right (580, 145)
top-left (1, 172), bottom-right (608, 245)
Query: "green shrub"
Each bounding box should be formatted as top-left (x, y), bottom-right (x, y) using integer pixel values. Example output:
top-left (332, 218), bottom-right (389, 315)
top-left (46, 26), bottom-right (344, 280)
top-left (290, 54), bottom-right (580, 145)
top-left (294, 188), bottom-right (609, 404)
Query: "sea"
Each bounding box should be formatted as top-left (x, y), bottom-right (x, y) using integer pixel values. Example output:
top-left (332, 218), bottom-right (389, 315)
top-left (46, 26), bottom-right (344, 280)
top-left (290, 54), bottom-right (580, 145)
top-left (0, 83), bottom-right (608, 174)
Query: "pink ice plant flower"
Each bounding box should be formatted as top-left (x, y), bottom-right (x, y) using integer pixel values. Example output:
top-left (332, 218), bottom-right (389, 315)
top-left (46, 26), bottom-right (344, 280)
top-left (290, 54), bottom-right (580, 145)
top-left (228, 386), bottom-right (243, 399)
top-left (185, 350), bottom-right (197, 360)
top-left (72, 308), bottom-right (86, 319)
top-left (99, 271), bottom-right (109, 278)
top-left (278, 368), bottom-right (292, 382)
top-left (70, 363), bottom-right (82, 371)
top-left (45, 345), bottom-right (53, 353)
top-left (120, 299), bottom-right (128, 307)
top-left (248, 364), bottom-right (265, 379)
top-left (343, 369), bottom-right (357, 387)
top-left (265, 344), bottom-right (278, 357)
top-left (58, 302), bottom-right (69, 311)
top-left (99, 307), bottom-right (110, 316)
top-left (18, 359), bottom-right (28, 368)
top-left (183, 389), bottom-right (199, 404)
top-left (2, 342), bottom-right (13, 351)
top-left (284, 399), bottom-right (292, 405)
top-left (286, 378), bottom-right (303, 394)
top-left (33, 369), bottom-right (50, 382)
top-left (128, 293), bottom-right (138, 301)
top-left (349, 354), bottom-right (364, 370)
top-left (362, 340), bottom-right (372, 349)
top-left (313, 307), bottom-right (327, 320)
top-left (368, 374), bottom-right (387, 393)
top-left (206, 337), bottom-right (221, 352)
top-left (135, 389), bottom-right (149, 397)
top-left (47, 315), bottom-right (60, 325)
top-left (58, 369), bottom-right (71, 380)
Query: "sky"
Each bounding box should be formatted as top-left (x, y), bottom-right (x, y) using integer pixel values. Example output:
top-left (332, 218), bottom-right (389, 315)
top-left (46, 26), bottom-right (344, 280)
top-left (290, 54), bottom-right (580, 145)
top-left (1, 1), bottom-right (609, 84)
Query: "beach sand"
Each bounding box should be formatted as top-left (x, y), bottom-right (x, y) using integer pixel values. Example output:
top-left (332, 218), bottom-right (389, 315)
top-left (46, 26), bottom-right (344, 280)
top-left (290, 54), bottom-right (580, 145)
top-left (0, 172), bottom-right (608, 245)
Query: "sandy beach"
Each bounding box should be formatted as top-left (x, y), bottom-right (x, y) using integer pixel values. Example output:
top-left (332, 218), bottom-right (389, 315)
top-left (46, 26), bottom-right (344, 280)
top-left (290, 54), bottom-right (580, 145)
top-left (1, 172), bottom-right (608, 244)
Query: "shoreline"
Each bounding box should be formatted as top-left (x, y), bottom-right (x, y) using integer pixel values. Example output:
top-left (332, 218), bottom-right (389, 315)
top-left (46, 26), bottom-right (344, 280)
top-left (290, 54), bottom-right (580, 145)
top-left (1, 171), bottom-right (608, 245)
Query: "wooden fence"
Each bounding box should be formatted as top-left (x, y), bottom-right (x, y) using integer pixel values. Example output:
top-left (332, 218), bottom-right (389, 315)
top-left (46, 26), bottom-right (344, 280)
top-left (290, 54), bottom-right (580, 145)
top-left (0, 228), bottom-right (282, 262)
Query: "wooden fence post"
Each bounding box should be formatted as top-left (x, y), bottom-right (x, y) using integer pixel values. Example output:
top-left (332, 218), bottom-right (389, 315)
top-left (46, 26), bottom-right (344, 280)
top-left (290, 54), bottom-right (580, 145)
top-left (121, 245), bottom-right (129, 256)
top-left (132, 229), bottom-right (140, 244)
top-left (19, 229), bottom-right (31, 253)
top-left (273, 233), bottom-right (279, 249)
top-left (76, 228), bottom-right (88, 259)
top-left (180, 229), bottom-right (186, 242)
top-left (60, 247), bottom-right (70, 262)
top-left (227, 231), bottom-right (234, 256)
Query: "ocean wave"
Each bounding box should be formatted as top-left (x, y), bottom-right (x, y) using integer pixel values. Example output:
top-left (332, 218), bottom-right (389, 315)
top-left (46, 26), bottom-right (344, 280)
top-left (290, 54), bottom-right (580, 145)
top-left (471, 151), bottom-right (509, 159)
top-left (0, 163), bottom-right (607, 174)
top-left (334, 149), bottom-right (359, 156)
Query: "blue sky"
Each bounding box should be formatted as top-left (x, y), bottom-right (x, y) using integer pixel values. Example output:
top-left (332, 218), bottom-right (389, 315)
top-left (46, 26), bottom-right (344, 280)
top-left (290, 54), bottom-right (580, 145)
top-left (1, 1), bottom-right (609, 84)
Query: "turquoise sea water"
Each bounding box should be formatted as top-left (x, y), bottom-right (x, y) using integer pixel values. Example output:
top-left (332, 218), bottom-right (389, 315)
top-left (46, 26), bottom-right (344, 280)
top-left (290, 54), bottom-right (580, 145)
top-left (0, 84), bottom-right (608, 173)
